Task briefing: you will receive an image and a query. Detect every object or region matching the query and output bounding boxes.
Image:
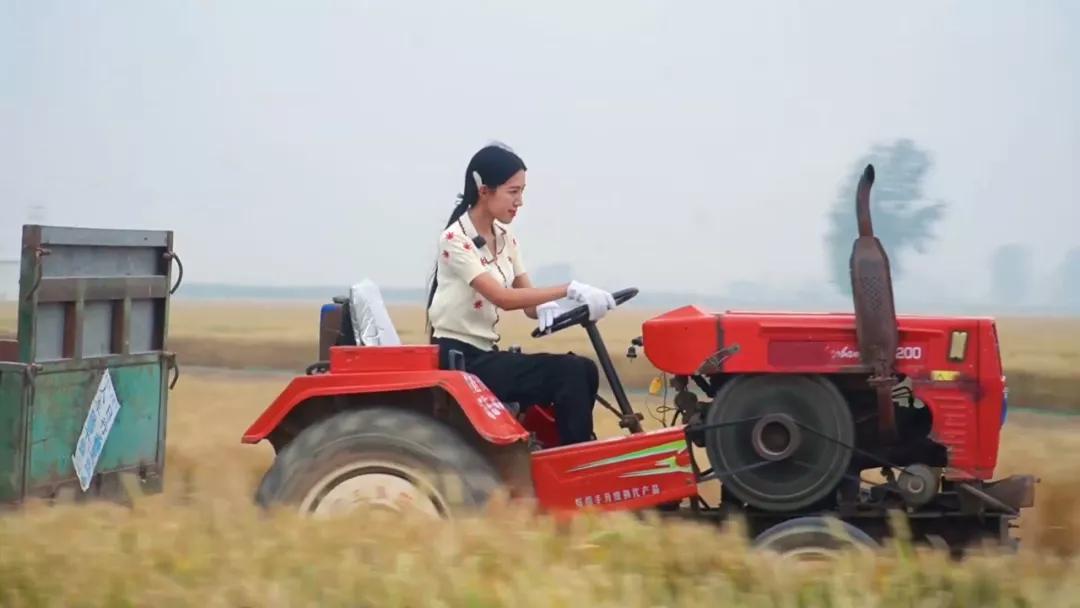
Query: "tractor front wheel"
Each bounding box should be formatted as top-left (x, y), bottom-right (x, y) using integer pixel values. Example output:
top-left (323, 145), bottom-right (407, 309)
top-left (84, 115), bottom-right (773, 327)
top-left (254, 407), bottom-right (501, 519)
top-left (752, 516), bottom-right (878, 568)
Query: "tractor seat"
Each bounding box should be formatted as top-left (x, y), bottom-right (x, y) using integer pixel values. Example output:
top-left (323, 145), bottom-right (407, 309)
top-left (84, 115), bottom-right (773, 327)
top-left (316, 282), bottom-right (531, 424)
top-left (318, 279), bottom-right (401, 361)
top-left (347, 280), bottom-right (401, 346)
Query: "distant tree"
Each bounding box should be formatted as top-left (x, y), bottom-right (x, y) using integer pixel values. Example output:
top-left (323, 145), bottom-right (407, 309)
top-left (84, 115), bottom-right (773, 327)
top-left (989, 244), bottom-right (1033, 308)
top-left (1061, 247), bottom-right (1080, 310)
top-left (824, 139), bottom-right (947, 295)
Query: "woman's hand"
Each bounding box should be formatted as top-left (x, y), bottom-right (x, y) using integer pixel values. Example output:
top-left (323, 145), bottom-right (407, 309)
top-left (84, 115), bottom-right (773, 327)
top-left (567, 280), bottom-right (616, 321)
top-left (470, 273), bottom-right (615, 325)
top-left (536, 298), bottom-right (578, 333)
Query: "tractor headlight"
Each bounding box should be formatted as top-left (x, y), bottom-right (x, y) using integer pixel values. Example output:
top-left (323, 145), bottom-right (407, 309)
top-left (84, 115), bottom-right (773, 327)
top-left (949, 330), bottom-right (969, 361)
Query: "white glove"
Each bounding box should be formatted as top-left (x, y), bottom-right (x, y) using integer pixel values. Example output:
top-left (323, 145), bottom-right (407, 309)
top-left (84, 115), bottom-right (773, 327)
top-left (567, 280), bottom-right (616, 322)
top-left (536, 298), bottom-right (578, 333)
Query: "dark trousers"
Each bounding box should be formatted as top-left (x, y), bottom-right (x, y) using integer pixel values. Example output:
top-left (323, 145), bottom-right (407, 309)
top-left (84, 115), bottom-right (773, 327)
top-left (435, 338), bottom-right (599, 445)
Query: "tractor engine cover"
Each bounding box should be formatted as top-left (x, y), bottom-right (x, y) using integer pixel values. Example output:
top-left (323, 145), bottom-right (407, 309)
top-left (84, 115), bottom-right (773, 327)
top-left (703, 375), bottom-right (854, 512)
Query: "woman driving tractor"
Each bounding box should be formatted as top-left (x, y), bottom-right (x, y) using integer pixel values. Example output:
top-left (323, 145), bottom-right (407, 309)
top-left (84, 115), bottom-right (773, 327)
top-left (425, 143), bottom-right (615, 445)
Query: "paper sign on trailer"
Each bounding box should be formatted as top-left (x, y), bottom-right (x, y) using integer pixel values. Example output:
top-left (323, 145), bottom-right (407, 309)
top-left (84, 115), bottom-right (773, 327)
top-left (72, 370), bottom-right (122, 492)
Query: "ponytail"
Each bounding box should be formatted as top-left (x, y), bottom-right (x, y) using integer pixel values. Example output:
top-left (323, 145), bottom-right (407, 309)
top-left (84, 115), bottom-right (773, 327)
top-left (423, 197), bottom-right (470, 336)
top-left (425, 144), bottom-right (528, 342)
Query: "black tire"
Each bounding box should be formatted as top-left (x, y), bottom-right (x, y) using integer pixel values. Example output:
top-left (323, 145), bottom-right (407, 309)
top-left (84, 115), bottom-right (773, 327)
top-left (254, 407), bottom-right (501, 519)
top-left (753, 516), bottom-right (878, 562)
top-left (704, 374), bottom-right (855, 512)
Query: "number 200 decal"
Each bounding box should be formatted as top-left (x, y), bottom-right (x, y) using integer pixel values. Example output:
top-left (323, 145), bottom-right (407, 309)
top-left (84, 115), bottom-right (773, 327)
top-left (831, 345), bottom-right (923, 361)
top-left (896, 346), bottom-right (922, 360)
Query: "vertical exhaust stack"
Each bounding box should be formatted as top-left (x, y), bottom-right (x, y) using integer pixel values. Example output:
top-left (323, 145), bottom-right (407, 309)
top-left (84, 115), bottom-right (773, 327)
top-left (849, 164), bottom-right (900, 442)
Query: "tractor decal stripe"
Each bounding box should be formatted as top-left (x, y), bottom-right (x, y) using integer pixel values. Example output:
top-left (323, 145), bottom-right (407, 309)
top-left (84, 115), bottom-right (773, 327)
top-left (567, 440), bottom-right (686, 472)
top-left (619, 454), bottom-right (693, 478)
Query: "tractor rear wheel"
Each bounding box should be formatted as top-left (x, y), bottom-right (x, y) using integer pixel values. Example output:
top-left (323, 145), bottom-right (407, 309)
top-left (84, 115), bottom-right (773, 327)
top-left (753, 516), bottom-right (878, 567)
top-left (254, 407), bottom-right (501, 519)
top-left (704, 374), bottom-right (855, 512)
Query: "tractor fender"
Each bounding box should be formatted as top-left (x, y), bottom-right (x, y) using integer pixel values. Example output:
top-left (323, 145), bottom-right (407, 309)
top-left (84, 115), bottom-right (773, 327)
top-left (241, 370), bottom-right (530, 446)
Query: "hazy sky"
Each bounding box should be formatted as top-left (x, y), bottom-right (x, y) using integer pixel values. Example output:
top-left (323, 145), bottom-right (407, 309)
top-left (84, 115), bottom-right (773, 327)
top-left (3, 1), bottom-right (1078, 299)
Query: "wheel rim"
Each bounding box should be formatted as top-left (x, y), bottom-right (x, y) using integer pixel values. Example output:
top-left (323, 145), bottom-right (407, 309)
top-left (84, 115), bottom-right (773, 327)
top-left (298, 461), bottom-right (447, 520)
top-left (778, 546), bottom-right (841, 564)
top-left (773, 545), bottom-right (845, 576)
top-left (758, 534), bottom-right (867, 574)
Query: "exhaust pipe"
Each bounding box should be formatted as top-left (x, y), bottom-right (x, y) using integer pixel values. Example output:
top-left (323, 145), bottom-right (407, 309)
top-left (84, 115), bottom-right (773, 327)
top-left (849, 164), bottom-right (901, 442)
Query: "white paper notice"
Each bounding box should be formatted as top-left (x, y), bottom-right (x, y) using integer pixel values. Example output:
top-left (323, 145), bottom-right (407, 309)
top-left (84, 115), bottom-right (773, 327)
top-left (72, 369), bottom-right (122, 492)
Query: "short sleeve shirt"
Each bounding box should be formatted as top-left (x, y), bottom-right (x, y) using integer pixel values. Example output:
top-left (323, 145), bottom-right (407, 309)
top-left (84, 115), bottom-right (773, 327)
top-left (428, 212), bottom-right (527, 351)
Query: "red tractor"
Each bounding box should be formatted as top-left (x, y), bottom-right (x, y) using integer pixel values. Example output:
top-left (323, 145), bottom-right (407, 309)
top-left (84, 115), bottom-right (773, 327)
top-left (243, 165), bottom-right (1036, 558)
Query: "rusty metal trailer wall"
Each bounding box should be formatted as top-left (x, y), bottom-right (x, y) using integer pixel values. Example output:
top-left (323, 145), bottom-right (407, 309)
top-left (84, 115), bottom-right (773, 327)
top-left (0, 225), bottom-right (178, 505)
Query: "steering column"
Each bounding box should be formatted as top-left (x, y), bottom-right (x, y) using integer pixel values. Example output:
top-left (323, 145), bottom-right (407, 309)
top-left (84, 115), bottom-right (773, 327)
top-left (532, 287), bottom-right (643, 434)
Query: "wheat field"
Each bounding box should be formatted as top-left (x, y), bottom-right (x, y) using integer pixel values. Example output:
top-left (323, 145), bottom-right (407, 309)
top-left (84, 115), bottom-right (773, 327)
top-left (165, 300), bottom-right (1080, 411)
top-left (3, 301), bottom-right (1080, 605)
top-left (3, 299), bottom-right (1079, 389)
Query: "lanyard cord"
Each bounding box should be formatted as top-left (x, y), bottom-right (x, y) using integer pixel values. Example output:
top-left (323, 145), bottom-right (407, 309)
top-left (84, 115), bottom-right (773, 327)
top-left (457, 217), bottom-right (510, 286)
top-left (455, 216), bottom-right (507, 345)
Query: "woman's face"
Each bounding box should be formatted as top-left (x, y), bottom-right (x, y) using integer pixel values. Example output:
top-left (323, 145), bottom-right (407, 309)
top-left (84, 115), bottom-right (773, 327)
top-left (480, 169), bottom-right (526, 224)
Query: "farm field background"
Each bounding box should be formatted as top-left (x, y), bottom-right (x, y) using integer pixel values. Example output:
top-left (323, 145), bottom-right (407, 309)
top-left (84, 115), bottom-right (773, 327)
top-left (3, 301), bottom-right (1080, 605)
top-left (5, 299), bottom-right (1077, 411)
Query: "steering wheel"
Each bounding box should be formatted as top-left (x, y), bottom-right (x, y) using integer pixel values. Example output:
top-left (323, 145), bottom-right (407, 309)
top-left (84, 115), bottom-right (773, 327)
top-left (531, 287), bottom-right (638, 338)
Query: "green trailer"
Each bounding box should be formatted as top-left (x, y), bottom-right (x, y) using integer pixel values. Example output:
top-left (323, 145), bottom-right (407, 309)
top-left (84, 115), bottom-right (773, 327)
top-left (0, 224), bottom-right (179, 507)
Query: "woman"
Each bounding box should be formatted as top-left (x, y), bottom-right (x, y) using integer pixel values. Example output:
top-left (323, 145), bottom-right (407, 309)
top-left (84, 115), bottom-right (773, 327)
top-left (426, 144), bottom-right (616, 445)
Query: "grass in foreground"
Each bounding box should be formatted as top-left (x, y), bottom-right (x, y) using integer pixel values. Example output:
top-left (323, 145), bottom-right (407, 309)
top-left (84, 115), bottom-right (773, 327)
top-left (2, 371), bottom-right (1080, 606)
top-left (4, 497), bottom-right (1080, 608)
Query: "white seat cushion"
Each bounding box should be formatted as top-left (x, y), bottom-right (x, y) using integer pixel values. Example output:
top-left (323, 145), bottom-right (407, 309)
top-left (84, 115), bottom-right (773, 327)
top-left (348, 279), bottom-right (401, 346)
